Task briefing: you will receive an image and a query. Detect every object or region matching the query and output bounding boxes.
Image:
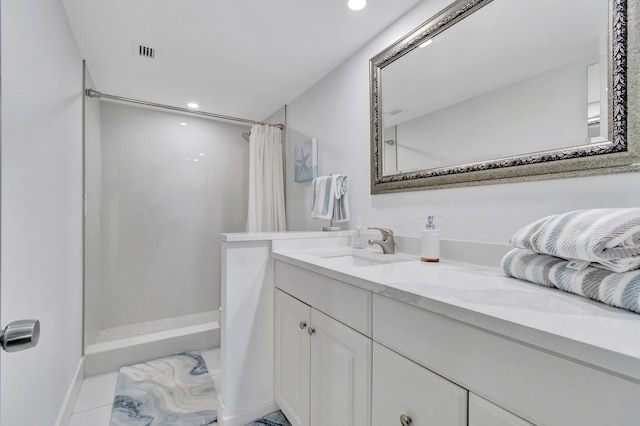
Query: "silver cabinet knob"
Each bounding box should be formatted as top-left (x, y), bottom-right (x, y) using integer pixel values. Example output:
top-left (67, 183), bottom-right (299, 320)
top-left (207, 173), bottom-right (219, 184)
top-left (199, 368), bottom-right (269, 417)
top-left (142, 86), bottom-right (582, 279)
top-left (307, 327), bottom-right (316, 335)
top-left (1, 319), bottom-right (40, 353)
top-left (299, 321), bottom-right (307, 330)
top-left (400, 414), bottom-right (413, 426)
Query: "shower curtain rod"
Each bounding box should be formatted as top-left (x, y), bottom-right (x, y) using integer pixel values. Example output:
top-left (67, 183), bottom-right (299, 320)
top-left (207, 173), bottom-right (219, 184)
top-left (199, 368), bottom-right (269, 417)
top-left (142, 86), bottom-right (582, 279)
top-left (85, 89), bottom-right (284, 130)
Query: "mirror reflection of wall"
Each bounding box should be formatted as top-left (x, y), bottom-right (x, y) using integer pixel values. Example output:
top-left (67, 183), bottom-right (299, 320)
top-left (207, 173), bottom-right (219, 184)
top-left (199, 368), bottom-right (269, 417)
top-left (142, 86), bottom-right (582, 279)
top-left (383, 126), bottom-right (398, 175)
top-left (587, 62), bottom-right (608, 142)
top-left (388, 55), bottom-right (599, 172)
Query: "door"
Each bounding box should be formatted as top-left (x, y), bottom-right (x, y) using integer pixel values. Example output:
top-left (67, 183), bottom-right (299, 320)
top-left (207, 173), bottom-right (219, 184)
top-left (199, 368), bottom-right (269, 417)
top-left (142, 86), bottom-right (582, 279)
top-left (309, 309), bottom-right (372, 426)
top-left (274, 289), bottom-right (311, 426)
top-left (0, 10), bottom-right (43, 409)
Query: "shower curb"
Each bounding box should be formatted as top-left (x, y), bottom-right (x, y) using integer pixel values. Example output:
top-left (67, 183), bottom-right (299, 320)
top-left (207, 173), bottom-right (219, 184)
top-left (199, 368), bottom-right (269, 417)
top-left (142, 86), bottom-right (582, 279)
top-left (84, 322), bottom-right (220, 376)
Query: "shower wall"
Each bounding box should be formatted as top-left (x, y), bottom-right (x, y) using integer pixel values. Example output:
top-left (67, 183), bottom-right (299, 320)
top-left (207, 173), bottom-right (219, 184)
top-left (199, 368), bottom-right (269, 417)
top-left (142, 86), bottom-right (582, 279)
top-left (84, 68), bottom-right (103, 346)
top-left (88, 102), bottom-right (249, 334)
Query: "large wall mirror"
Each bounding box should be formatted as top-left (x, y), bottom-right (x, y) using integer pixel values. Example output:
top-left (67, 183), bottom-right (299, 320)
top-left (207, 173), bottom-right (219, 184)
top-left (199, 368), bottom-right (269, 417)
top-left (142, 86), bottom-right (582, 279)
top-left (370, 0), bottom-right (639, 193)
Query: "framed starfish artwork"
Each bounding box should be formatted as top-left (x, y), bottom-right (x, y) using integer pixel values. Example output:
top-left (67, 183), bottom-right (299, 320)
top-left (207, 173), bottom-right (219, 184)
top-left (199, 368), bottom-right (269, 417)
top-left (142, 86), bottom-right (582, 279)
top-left (294, 138), bottom-right (318, 182)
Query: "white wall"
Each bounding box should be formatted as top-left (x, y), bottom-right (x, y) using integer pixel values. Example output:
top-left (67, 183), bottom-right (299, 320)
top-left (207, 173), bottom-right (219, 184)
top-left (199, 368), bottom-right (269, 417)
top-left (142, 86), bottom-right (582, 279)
top-left (98, 103), bottom-right (249, 329)
top-left (284, 0), bottom-right (640, 243)
top-left (1, 0), bottom-right (84, 424)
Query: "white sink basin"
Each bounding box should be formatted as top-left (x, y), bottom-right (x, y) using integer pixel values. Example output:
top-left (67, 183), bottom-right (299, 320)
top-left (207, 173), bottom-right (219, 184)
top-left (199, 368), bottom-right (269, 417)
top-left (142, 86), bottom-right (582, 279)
top-left (310, 249), bottom-right (413, 267)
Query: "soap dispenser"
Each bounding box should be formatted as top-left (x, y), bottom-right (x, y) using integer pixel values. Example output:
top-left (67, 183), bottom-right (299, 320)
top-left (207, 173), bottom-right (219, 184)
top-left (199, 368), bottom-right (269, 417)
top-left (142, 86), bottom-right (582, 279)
top-left (420, 215), bottom-right (440, 262)
top-left (352, 215), bottom-right (366, 249)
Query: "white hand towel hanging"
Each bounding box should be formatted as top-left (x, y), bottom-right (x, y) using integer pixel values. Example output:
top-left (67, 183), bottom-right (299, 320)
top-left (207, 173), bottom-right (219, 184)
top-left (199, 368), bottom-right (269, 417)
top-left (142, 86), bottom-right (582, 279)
top-left (311, 176), bottom-right (335, 220)
top-left (332, 174), bottom-right (350, 222)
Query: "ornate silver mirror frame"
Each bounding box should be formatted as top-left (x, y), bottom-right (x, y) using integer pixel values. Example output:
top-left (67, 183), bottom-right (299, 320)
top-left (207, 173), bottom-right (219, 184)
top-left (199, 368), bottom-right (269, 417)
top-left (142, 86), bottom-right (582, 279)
top-left (370, 0), bottom-right (639, 194)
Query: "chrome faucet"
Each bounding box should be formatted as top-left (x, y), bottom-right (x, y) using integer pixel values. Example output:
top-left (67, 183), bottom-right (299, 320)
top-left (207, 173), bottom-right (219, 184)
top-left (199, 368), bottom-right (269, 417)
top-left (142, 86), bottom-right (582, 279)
top-left (367, 227), bottom-right (396, 254)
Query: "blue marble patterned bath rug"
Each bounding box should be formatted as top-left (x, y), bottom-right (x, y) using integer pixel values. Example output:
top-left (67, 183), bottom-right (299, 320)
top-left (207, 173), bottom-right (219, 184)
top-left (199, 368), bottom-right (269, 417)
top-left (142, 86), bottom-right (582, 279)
top-left (244, 410), bottom-right (291, 426)
top-left (110, 351), bottom-right (217, 426)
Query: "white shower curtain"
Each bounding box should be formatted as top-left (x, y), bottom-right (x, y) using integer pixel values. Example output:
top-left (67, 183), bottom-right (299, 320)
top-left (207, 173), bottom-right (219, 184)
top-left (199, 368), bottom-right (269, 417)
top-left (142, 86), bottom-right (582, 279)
top-left (246, 123), bottom-right (287, 232)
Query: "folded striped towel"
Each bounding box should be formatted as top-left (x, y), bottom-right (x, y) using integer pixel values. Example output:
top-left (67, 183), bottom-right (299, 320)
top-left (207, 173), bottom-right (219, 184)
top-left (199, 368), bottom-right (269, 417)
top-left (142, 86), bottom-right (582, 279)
top-left (332, 174), bottom-right (350, 222)
top-left (311, 176), bottom-right (334, 220)
top-left (509, 208), bottom-right (640, 273)
top-left (502, 248), bottom-right (640, 314)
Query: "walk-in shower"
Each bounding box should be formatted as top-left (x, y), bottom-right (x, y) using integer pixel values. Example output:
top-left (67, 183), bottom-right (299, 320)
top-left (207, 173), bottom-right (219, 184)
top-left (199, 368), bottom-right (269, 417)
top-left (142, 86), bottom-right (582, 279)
top-left (81, 65), bottom-right (280, 373)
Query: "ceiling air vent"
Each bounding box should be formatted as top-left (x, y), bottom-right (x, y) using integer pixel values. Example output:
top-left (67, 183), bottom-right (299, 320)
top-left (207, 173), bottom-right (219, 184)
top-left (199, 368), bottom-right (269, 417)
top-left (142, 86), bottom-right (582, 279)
top-left (132, 41), bottom-right (158, 59)
top-left (138, 44), bottom-right (155, 59)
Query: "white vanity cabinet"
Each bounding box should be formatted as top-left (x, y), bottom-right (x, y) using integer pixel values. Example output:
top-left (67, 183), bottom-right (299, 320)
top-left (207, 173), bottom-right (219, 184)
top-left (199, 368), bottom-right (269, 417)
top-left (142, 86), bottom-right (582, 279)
top-left (274, 289), bottom-right (311, 426)
top-left (372, 342), bottom-right (468, 426)
top-left (308, 302), bottom-right (371, 426)
top-left (469, 394), bottom-right (533, 426)
top-left (373, 293), bottom-right (640, 426)
top-left (273, 253), bottom-right (640, 426)
top-left (274, 286), bottom-right (372, 426)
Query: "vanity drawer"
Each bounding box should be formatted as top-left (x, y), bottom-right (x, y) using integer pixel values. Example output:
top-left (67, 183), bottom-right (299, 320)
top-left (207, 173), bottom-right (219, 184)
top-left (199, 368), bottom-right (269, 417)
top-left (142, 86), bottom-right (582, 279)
top-left (373, 294), bottom-right (640, 426)
top-left (469, 393), bottom-right (533, 426)
top-left (275, 261), bottom-right (371, 336)
top-left (372, 342), bottom-right (467, 426)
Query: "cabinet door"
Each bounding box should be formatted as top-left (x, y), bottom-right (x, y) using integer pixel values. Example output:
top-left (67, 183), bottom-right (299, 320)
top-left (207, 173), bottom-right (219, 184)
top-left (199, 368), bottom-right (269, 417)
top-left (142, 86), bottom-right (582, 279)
top-left (309, 309), bottom-right (372, 426)
top-left (372, 343), bottom-right (467, 426)
top-left (274, 290), bottom-right (311, 426)
top-left (469, 393), bottom-right (533, 426)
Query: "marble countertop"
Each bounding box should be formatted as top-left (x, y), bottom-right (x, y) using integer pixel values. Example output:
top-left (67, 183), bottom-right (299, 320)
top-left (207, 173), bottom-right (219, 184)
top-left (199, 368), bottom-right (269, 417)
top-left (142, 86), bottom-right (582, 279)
top-left (272, 246), bottom-right (640, 382)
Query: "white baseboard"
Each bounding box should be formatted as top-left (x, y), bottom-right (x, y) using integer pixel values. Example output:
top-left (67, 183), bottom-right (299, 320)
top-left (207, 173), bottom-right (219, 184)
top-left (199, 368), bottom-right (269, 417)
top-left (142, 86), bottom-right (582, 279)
top-left (54, 356), bottom-right (85, 426)
top-left (218, 399), bottom-right (279, 426)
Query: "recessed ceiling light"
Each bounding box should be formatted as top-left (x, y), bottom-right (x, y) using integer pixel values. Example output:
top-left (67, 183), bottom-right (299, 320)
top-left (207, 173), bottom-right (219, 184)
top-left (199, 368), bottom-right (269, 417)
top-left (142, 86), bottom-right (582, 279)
top-left (187, 102), bottom-right (199, 109)
top-left (347, 0), bottom-right (366, 11)
top-left (180, 122), bottom-right (188, 126)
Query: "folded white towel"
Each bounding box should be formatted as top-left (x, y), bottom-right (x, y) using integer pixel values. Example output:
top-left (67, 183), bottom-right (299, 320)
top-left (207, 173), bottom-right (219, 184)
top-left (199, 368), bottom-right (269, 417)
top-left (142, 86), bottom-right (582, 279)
top-left (502, 248), bottom-right (640, 314)
top-left (509, 208), bottom-right (640, 273)
top-left (311, 176), bottom-right (334, 220)
top-left (332, 174), bottom-right (350, 222)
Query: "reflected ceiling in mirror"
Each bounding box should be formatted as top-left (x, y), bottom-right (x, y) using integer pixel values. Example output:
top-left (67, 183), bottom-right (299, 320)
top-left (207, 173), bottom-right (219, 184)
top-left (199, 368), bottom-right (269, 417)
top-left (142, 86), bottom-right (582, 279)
top-left (370, 0), bottom-right (639, 193)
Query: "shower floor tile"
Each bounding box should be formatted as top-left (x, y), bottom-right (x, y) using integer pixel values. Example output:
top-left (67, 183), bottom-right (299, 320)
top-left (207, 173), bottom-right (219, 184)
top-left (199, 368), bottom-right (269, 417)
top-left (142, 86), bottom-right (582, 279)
top-left (94, 311), bottom-right (217, 344)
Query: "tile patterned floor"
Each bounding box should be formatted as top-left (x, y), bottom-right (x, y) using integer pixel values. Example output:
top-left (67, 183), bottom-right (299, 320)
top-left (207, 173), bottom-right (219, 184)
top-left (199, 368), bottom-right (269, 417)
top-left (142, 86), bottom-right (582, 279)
top-left (69, 348), bottom-right (222, 426)
top-left (245, 411), bottom-right (291, 426)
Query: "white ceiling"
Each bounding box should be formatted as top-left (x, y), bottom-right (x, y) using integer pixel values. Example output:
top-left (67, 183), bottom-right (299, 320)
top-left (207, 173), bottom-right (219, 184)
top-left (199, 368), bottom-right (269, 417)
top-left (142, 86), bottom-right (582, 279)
top-left (61, 0), bottom-right (424, 123)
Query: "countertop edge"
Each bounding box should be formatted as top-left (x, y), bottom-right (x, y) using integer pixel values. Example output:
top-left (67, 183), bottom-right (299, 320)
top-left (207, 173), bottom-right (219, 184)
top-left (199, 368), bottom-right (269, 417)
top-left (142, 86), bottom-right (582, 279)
top-left (221, 231), bottom-right (354, 242)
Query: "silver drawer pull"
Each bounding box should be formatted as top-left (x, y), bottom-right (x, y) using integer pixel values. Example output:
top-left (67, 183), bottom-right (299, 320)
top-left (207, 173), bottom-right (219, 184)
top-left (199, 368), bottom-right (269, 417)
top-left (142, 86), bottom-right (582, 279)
top-left (1, 319), bottom-right (40, 353)
top-left (299, 321), bottom-right (307, 330)
top-left (307, 327), bottom-right (316, 336)
top-left (400, 414), bottom-right (413, 426)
